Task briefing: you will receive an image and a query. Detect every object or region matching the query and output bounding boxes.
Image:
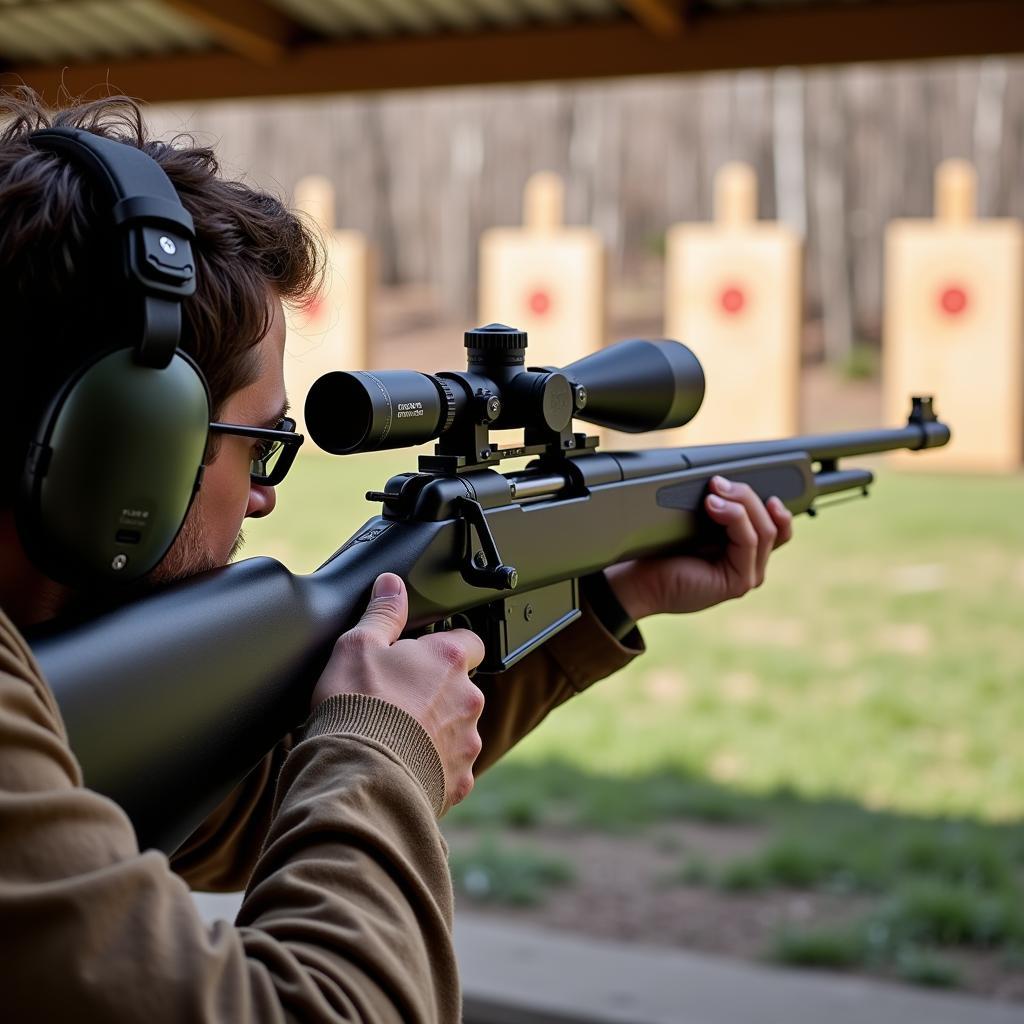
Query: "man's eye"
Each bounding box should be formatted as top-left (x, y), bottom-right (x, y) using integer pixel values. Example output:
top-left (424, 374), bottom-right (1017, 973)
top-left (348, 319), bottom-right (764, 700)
top-left (252, 440), bottom-right (272, 461)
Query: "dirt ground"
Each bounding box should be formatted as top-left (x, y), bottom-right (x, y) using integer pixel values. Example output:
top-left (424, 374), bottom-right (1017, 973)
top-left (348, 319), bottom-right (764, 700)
top-left (444, 823), bottom-right (1024, 1004)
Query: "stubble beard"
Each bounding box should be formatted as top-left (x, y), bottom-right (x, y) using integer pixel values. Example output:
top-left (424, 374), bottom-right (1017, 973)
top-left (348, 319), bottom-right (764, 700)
top-left (148, 500), bottom-right (246, 585)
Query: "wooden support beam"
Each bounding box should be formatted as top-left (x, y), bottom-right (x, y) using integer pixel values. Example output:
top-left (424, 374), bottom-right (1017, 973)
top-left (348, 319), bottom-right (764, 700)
top-left (4, 1), bottom-right (1023, 105)
top-left (619, 0), bottom-right (688, 37)
top-left (162, 0), bottom-right (299, 64)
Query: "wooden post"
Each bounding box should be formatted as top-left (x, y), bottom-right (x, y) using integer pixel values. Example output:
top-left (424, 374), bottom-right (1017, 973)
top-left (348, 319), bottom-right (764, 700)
top-left (285, 174), bottom-right (372, 435)
top-left (479, 171), bottom-right (605, 369)
top-left (661, 162), bottom-right (802, 445)
top-left (884, 159), bottom-right (1024, 472)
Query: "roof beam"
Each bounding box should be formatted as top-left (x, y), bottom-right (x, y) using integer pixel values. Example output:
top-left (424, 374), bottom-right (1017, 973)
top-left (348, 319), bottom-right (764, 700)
top-left (162, 0), bottom-right (299, 64)
top-left (5, 1), bottom-right (1024, 104)
top-left (619, 0), bottom-right (689, 37)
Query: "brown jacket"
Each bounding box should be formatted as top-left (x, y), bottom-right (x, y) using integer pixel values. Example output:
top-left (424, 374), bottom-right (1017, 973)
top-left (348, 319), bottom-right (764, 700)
top-left (0, 597), bottom-right (640, 1022)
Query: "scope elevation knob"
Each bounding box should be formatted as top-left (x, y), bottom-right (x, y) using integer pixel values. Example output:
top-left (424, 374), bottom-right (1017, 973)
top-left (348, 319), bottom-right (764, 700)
top-left (465, 323), bottom-right (528, 352)
top-left (464, 325), bottom-right (528, 370)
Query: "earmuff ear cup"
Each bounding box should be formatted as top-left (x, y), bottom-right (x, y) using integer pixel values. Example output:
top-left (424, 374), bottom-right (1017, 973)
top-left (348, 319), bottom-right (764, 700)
top-left (19, 349), bottom-right (210, 586)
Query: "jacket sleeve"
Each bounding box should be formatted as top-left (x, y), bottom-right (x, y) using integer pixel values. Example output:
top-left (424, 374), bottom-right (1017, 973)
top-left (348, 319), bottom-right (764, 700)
top-left (2, 612), bottom-right (461, 1024)
top-left (171, 736), bottom-right (296, 891)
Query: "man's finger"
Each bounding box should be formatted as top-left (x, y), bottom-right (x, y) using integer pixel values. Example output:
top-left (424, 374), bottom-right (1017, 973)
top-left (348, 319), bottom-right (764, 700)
top-left (357, 573), bottom-right (409, 644)
top-left (438, 627), bottom-right (487, 672)
top-left (767, 497), bottom-right (794, 549)
top-left (711, 477), bottom-right (777, 584)
top-left (705, 494), bottom-right (758, 594)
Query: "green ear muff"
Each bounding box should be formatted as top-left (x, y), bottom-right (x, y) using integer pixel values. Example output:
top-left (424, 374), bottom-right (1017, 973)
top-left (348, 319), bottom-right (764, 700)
top-left (19, 127), bottom-right (211, 589)
top-left (20, 349), bottom-right (210, 586)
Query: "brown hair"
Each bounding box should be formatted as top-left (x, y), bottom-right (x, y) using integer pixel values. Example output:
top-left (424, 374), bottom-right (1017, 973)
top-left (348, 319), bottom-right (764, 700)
top-left (0, 89), bottom-right (324, 501)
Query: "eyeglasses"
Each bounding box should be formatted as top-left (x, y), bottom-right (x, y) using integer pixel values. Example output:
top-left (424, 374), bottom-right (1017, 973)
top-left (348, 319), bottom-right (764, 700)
top-left (208, 416), bottom-right (304, 486)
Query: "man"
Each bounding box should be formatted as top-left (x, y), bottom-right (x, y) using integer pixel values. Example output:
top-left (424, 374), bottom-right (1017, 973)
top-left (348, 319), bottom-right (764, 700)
top-left (0, 91), bottom-right (792, 1021)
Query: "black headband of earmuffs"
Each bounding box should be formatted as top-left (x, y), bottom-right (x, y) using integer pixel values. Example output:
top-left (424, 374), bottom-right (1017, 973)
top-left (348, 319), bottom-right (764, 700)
top-left (31, 128), bottom-right (198, 365)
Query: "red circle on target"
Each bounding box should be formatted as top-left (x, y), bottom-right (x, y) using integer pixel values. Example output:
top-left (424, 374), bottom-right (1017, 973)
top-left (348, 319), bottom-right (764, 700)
top-left (302, 295), bottom-right (325, 321)
top-left (527, 289), bottom-right (552, 317)
top-left (939, 285), bottom-right (969, 317)
top-left (719, 285), bottom-right (747, 316)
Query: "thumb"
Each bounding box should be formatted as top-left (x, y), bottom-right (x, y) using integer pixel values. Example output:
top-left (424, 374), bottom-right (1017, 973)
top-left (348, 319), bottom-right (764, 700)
top-left (357, 573), bottom-right (408, 644)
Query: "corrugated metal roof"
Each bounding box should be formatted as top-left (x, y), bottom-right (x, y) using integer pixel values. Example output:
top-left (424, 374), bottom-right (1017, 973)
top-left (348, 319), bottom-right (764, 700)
top-left (0, 1), bottom-right (211, 62)
top-left (0, 0), bottom-right (627, 62)
top-left (0, 1), bottom-right (880, 68)
top-left (270, 0), bottom-right (625, 39)
top-left (0, 1), bottom-right (971, 66)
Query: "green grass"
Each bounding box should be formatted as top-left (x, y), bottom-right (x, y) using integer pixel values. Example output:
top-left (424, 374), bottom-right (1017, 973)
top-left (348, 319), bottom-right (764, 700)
top-left (893, 947), bottom-right (962, 989)
top-left (689, 818), bottom-right (1022, 896)
top-left (772, 926), bottom-right (868, 969)
top-left (445, 760), bottom-right (757, 832)
top-left (771, 926), bottom-right (963, 989)
top-left (878, 881), bottom-right (1024, 948)
top-left (449, 834), bottom-right (574, 906)
top-left (766, 875), bottom-right (1023, 988)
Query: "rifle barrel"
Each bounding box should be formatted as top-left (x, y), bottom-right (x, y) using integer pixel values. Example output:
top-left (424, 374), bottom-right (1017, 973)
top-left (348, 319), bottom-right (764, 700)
top-left (674, 420), bottom-right (950, 468)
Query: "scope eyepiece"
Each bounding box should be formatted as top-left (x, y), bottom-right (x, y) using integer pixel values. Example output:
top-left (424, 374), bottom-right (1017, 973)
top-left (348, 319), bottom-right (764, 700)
top-left (305, 370), bottom-right (451, 455)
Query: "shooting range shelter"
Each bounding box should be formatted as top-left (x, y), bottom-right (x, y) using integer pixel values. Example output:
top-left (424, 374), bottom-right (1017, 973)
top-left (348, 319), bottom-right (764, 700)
top-left (2, 2), bottom-right (1023, 104)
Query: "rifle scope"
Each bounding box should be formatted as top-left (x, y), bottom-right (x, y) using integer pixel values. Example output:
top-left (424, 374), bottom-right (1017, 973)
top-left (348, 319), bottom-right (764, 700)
top-left (304, 323), bottom-right (705, 456)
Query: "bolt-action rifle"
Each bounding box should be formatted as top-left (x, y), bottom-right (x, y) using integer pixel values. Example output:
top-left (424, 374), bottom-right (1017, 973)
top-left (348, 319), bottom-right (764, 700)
top-left (27, 324), bottom-right (950, 853)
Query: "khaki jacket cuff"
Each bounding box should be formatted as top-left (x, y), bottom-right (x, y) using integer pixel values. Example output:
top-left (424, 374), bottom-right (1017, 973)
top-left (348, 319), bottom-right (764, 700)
top-left (300, 694), bottom-right (446, 816)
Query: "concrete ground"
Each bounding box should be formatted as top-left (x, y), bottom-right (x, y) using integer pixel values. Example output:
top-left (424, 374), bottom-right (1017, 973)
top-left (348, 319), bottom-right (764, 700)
top-left (192, 893), bottom-right (1020, 1023)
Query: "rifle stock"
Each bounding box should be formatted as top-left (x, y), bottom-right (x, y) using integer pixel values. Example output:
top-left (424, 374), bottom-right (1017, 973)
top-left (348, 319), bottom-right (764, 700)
top-left (28, 414), bottom-right (950, 854)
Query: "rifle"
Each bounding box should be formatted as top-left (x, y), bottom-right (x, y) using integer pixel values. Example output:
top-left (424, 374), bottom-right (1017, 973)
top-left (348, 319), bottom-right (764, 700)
top-left (27, 324), bottom-right (950, 854)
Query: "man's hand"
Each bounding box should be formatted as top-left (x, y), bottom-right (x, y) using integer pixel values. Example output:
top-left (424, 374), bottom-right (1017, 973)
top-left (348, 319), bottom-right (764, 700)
top-left (311, 573), bottom-right (486, 809)
top-left (605, 476), bottom-right (793, 621)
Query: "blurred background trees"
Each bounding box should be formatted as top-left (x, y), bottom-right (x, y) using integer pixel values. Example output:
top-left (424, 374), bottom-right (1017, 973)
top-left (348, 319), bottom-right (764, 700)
top-left (151, 56), bottom-right (1024, 368)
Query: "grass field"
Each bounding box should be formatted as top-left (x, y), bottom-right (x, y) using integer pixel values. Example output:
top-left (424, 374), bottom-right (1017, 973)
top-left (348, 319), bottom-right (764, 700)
top-left (244, 447), bottom-right (1024, 994)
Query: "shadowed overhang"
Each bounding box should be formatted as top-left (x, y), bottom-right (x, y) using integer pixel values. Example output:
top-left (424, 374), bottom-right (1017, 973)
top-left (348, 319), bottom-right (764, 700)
top-left (1, 0), bottom-right (1021, 104)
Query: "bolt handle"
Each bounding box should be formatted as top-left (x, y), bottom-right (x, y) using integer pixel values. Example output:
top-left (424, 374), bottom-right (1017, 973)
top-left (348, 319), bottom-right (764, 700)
top-left (459, 497), bottom-right (518, 592)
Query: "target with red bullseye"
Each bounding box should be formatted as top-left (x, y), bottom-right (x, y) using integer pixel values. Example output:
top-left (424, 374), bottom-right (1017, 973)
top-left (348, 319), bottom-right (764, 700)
top-left (884, 159), bottom-right (1023, 472)
top-left (938, 285), bottom-right (969, 317)
top-left (719, 285), bottom-right (747, 316)
top-left (662, 162), bottom-right (801, 447)
top-left (480, 172), bottom-right (605, 369)
top-left (527, 288), bottom-right (552, 317)
top-left (301, 294), bottom-right (326, 323)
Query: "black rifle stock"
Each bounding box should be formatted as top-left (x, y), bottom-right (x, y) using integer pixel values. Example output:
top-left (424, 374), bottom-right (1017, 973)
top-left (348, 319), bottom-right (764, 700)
top-left (26, 330), bottom-right (951, 853)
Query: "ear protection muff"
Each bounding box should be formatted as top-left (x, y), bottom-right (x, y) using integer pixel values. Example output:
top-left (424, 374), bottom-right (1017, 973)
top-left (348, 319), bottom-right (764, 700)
top-left (16, 128), bottom-right (211, 587)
